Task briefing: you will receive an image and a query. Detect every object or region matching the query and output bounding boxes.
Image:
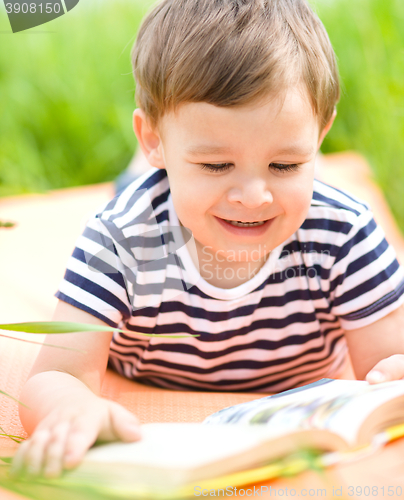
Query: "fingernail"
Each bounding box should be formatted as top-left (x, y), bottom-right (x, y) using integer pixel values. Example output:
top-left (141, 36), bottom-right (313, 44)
top-left (44, 467), bottom-right (59, 478)
top-left (127, 423), bottom-right (141, 436)
top-left (367, 370), bottom-right (386, 383)
top-left (64, 452), bottom-right (77, 466)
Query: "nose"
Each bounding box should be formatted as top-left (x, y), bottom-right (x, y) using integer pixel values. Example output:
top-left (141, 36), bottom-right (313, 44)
top-left (227, 175), bottom-right (273, 209)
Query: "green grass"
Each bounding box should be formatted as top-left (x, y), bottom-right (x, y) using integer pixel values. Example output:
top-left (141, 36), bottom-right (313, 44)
top-left (314, 0), bottom-right (404, 230)
top-left (1, 0), bottom-right (403, 231)
top-left (0, 0), bottom-right (153, 196)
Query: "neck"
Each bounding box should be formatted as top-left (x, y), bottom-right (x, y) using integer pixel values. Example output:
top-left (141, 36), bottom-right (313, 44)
top-left (193, 242), bottom-right (269, 289)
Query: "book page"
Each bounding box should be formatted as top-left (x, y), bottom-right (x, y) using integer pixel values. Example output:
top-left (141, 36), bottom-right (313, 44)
top-left (85, 423), bottom-right (282, 470)
top-left (204, 379), bottom-right (404, 446)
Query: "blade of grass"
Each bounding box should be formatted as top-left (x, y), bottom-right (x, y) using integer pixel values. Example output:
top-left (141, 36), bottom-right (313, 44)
top-left (0, 426), bottom-right (25, 444)
top-left (0, 390), bottom-right (29, 409)
top-left (0, 221), bottom-right (16, 228)
top-left (0, 322), bottom-right (198, 339)
top-left (0, 464), bottom-right (121, 500)
top-left (0, 333), bottom-right (86, 353)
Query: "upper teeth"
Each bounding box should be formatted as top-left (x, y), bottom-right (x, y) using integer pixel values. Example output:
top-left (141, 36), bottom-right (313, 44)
top-left (225, 220), bottom-right (266, 227)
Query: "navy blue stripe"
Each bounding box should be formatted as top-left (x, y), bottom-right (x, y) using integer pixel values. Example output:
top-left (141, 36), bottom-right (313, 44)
top-left (314, 181), bottom-right (369, 210)
top-left (117, 170), bottom-right (168, 221)
top-left (281, 240), bottom-right (339, 258)
top-left (82, 226), bottom-right (114, 250)
top-left (125, 231), bottom-right (175, 249)
top-left (333, 259), bottom-right (401, 308)
top-left (265, 265), bottom-right (331, 284)
top-left (163, 332), bottom-right (342, 376)
top-left (333, 217), bottom-right (377, 266)
top-left (151, 188), bottom-right (170, 215)
top-left (177, 272), bottom-right (324, 299)
top-left (144, 331), bottom-right (324, 359)
top-left (344, 238), bottom-right (389, 278)
top-left (107, 356), bottom-right (126, 375)
top-left (61, 269), bottom-right (131, 319)
top-left (115, 333), bottom-right (344, 390)
top-left (124, 227), bottom-right (189, 258)
top-left (300, 218), bottom-right (352, 234)
top-left (128, 287), bottom-right (331, 321)
top-left (71, 248), bottom-right (125, 286)
top-left (156, 209), bottom-right (169, 224)
top-left (98, 170), bottom-right (166, 220)
top-left (312, 191), bottom-right (361, 216)
top-left (141, 168), bottom-right (167, 190)
top-left (341, 278), bottom-right (404, 321)
top-left (54, 292), bottom-right (119, 328)
top-left (124, 311), bottom-right (318, 338)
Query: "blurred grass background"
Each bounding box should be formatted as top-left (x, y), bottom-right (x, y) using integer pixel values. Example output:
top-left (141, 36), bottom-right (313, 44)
top-left (314, 0), bottom-right (404, 231)
top-left (0, 0), bottom-right (153, 196)
top-left (1, 0), bottom-right (403, 229)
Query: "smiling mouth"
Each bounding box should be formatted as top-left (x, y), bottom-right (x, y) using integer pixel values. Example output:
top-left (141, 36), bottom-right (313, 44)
top-left (223, 219), bottom-right (268, 227)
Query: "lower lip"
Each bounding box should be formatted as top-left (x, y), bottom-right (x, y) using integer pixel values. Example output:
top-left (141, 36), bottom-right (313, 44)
top-left (215, 217), bottom-right (274, 237)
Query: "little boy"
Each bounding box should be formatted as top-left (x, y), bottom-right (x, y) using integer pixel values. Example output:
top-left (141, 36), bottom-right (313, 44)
top-left (12, 0), bottom-right (404, 480)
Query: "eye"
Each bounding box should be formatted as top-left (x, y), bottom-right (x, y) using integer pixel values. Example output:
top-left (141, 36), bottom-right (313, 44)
top-left (269, 163), bottom-right (300, 173)
top-left (199, 163), bottom-right (232, 173)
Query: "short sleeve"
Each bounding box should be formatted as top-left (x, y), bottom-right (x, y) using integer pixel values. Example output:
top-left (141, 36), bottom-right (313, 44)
top-left (55, 213), bottom-right (132, 328)
top-left (329, 210), bottom-right (404, 329)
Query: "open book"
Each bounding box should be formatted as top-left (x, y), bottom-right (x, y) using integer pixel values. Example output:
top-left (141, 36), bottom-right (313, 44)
top-left (7, 379), bottom-right (404, 498)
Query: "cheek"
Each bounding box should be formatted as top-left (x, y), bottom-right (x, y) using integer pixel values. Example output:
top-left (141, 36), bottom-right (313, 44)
top-left (279, 173), bottom-right (314, 215)
top-left (168, 176), bottom-right (210, 227)
top-left (170, 172), bottom-right (221, 208)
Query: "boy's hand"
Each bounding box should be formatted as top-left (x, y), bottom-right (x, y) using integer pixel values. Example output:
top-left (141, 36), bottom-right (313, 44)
top-left (10, 395), bottom-right (141, 479)
top-left (366, 354), bottom-right (404, 384)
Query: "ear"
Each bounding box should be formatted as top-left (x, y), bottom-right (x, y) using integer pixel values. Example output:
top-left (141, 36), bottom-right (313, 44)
top-left (317, 108), bottom-right (337, 149)
top-left (132, 109), bottom-right (165, 169)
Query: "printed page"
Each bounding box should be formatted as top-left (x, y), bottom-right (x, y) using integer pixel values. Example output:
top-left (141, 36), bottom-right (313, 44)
top-left (204, 379), bottom-right (404, 446)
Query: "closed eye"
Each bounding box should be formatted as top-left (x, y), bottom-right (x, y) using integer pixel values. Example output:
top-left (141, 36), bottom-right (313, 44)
top-left (270, 163), bottom-right (300, 173)
top-left (199, 163), bottom-right (232, 173)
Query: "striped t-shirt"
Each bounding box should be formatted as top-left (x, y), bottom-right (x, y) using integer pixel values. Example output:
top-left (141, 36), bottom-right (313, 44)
top-left (56, 168), bottom-right (404, 393)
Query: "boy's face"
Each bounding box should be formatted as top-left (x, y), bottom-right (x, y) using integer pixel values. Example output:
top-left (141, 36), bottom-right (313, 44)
top-left (135, 88), bottom-right (333, 268)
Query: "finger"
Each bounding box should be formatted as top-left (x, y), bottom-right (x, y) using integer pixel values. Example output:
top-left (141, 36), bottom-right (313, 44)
top-left (42, 421), bottom-right (71, 478)
top-left (15, 428), bottom-right (51, 477)
top-left (366, 354), bottom-right (404, 383)
top-left (10, 409), bottom-right (64, 477)
top-left (108, 402), bottom-right (142, 442)
top-left (63, 416), bottom-right (102, 469)
top-left (9, 439), bottom-right (33, 477)
top-left (63, 432), bottom-right (96, 469)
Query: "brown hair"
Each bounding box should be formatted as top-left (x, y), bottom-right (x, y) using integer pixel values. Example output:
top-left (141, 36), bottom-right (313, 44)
top-left (132, 0), bottom-right (340, 130)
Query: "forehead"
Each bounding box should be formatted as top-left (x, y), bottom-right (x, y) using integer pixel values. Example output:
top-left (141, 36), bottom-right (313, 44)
top-left (158, 87), bottom-right (320, 154)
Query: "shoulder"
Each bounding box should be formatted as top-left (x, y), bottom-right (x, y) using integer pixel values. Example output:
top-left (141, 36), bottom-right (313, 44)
top-left (312, 179), bottom-right (370, 215)
top-left (95, 168), bottom-right (170, 228)
top-left (79, 168), bottom-right (172, 263)
top-left (302, 179), bottom-right (373, 236)
top-left (290, 180), bottom-right (378, 259)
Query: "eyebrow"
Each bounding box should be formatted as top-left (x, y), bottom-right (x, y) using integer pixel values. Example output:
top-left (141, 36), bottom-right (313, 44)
top-left (185, 144), bottom-right (315, 158)
top-left (185, 145), bottom-right (233, 156)
top-left (274, 146), bottom-right (316, 157)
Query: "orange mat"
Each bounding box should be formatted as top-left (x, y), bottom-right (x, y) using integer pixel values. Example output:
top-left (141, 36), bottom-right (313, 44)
top-left (1, 152), bottom-right (404, 498)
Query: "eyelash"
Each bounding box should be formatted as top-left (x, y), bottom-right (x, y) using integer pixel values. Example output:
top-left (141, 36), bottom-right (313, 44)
top-left (270, 163), bottom-right (300, 173)
top-left (199, 163), bottom-right (300, 173)
top-left (200, 163), bottom-right (232, 173)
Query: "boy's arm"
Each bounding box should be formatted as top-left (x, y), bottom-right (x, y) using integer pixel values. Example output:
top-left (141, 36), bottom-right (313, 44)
top-left (13, 300), bottom-right (141, 478)
top-left (344, 302), bottom-right (404, 382)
